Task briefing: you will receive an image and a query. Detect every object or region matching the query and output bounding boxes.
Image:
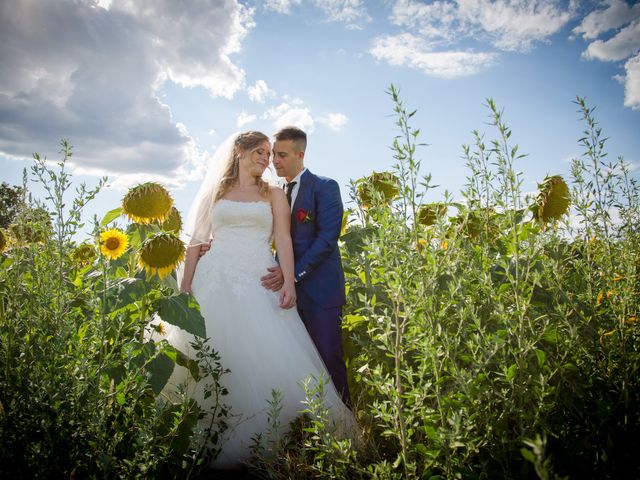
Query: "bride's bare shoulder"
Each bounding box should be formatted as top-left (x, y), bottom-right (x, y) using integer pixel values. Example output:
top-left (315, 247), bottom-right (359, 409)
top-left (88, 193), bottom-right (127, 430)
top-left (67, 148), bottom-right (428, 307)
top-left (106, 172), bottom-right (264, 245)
top-left (269, 185), bottom-right (286, 201)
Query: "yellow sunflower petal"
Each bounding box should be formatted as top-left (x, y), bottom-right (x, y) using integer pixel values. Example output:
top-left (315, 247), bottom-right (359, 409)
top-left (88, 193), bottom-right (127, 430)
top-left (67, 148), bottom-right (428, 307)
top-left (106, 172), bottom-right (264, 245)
top-left (414, 238), bottom-right (428, 253)
top-left (154, 321), bottom-right (166, 336)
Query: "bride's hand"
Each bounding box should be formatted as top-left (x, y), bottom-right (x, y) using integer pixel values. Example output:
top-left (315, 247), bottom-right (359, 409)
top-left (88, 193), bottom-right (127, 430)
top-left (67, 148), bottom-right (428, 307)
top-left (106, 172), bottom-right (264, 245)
top-left (180, 282), bottom-right (192, 294)
top-left (278, 282), bottom-right (297, 309)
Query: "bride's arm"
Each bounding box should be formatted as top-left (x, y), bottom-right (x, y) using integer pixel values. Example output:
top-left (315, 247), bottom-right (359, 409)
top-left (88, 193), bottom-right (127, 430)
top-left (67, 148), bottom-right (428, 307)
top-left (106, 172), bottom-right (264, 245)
top-left (180, 244), bottom-right (201, 293)
top-left (271, 187), bottom-right (297, 309)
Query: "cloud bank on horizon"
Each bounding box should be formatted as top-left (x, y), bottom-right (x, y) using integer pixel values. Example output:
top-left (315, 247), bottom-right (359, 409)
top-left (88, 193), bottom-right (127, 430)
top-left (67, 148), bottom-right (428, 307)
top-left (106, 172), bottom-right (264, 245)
top-left (0, 0), bottom-right (638, 188)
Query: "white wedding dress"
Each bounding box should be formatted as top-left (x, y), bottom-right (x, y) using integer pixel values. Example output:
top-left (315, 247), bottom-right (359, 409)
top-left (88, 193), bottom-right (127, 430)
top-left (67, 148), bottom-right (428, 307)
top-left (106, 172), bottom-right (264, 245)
top-left (161, 199), bottom-right (355, 468)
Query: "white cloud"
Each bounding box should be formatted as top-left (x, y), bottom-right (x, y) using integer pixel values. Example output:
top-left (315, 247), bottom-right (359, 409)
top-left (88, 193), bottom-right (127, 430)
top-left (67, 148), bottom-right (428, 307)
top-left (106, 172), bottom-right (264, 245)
top-left (376, 1), bottom-right (573, 78)
top-left (623, 52), bottom-right (640, 109)
top-left (0, 0), bottom-right (253, 186)
top-left (94, 0), bottom-right (113, 9)
top-left (237, 111), bottom-right (257, 127)
top-left (370, 33), bottom-right (497, 78)
top-left (613, 73), bottom-right (625, 84)
top-left (461, 0), bottom-right (576, 52)
top-left (281, 95), bottom-right (305, 106)
top-left (390, 0), bottom-right (575, 53)
top-left (247, 80), bottom-right (276, 103)
top-left (574, 1), bottom-right (640, 110)
top-left (111, 0), bottom-right (253, 99)
top-left (265, 0), bottom-right (369, 28)
top-left (391, 0), bottom-right (469, 44)
top-left (263, 102), bottom-right (315, 132)
top-left (264, 0), bottom-right (302, 14)
top-left (582, 19), bottom-right (640, 61)
top-left (70, 123), bottom-right (212, 188)
top-left (573, 0), bottom-right (640, 40)
top-left (312, 0), bottom-right (371, 28)
top-left (318, 113), bottom-right (349, 131)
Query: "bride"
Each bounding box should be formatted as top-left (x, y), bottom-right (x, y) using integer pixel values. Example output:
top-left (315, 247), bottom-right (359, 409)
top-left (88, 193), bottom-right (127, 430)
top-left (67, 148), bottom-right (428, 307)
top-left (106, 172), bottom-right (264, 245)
top-left (165, 131), bottom-right (354, 468)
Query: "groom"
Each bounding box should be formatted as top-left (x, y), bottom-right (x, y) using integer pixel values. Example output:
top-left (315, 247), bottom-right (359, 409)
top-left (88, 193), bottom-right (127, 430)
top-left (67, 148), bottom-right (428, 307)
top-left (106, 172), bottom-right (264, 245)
top-left (260, 126), bottom-right (350, 407)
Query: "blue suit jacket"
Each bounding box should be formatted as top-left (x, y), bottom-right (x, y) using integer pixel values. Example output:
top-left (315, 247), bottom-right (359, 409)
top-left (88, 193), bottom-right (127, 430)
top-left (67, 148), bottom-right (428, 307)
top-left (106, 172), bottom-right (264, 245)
top-left (290, 169), bottom-right (346, 309)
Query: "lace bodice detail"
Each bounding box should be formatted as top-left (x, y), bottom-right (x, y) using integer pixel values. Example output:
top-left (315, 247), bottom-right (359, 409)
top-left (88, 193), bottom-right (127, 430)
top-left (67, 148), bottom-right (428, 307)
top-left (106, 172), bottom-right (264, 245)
top-left (211, 199), bottom-right (273, 245)
top-left (193, 199), bottom-right (276, 299)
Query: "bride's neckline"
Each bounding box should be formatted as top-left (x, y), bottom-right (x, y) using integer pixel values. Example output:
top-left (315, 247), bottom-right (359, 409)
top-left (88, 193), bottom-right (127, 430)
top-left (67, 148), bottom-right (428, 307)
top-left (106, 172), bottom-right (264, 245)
top-left (217, 198), bottom-right (271, 206)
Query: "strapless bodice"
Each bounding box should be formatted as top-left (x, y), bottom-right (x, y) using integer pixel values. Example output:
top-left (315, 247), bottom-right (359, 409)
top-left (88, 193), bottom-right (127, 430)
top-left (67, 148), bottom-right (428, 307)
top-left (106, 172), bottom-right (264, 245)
top-left (211, 199), bottom-right (273, 245)
top-left (193, 199), bottom-right (276, 298)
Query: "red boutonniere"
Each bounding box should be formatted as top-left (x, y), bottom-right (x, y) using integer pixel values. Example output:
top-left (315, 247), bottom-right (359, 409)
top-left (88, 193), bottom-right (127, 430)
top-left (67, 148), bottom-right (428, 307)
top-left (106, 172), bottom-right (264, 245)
top-left (296, 208), bottom-right (312, 223)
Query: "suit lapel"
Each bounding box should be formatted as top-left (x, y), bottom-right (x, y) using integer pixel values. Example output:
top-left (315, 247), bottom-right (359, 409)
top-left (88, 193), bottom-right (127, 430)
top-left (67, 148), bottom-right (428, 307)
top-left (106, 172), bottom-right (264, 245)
top-left (291, 169), bottom-right (313, 232)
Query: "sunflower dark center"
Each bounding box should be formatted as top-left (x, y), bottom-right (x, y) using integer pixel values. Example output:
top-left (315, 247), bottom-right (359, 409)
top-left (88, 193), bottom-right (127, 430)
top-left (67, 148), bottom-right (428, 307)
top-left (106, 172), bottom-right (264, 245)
top-left (106, 237), bottom-right (120, 249)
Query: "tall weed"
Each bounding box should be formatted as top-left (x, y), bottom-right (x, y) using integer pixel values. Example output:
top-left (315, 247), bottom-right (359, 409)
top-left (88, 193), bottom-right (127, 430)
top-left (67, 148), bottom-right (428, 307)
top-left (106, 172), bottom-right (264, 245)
top-left (339, 88), bottom-right (639, 479)
top-left (0, 143), bottom-right (228, 478)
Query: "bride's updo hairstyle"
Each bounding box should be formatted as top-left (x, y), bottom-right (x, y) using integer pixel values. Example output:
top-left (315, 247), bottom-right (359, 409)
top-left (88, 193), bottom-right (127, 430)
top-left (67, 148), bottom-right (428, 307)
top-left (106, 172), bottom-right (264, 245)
top-left (215, 131), bottom-right (271, 202)
top-left (184, 131), bottom-right (271, 248)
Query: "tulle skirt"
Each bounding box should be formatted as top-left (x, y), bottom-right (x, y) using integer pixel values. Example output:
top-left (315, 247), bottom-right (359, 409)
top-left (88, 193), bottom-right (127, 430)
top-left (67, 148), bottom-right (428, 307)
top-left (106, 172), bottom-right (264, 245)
top-left (157, 243), bottom-right (355, 468)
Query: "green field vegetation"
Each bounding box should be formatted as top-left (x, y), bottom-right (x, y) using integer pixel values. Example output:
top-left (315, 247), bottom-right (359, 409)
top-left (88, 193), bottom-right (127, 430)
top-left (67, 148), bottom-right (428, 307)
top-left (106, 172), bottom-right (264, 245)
top-left (1, 89), bottom-right (638, 479)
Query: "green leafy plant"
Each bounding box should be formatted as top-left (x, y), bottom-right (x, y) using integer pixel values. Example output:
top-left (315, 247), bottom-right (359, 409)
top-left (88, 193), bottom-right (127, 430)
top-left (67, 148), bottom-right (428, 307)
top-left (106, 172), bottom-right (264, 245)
top-left (0, 141), bottom-right (229, 478)
top-left (335, 88), bottom-right (639, 479)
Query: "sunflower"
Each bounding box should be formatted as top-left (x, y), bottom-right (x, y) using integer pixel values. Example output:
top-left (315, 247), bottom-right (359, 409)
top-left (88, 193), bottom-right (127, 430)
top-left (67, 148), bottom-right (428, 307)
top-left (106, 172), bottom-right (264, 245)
top-left (100, 229), bottom-right (129, 260)
top-left (137, 232), bottom-right (185, 279)
top-left (10, 208), bottom-right (51, 243)
top-left (73, 243), bottom-right (97, 266)
top-left (531, 175), bottom-right (570, 224)
top-left (357, 172), bottom-right (400, 208)
top-left (451, 211), bottom-right (481, 239)
top-left (122, 182), bottom-right (173, 224)
top-left (414, 237), bottom-right (428, 253)
top-left (154, 321), bottom-right (167, 336)
top-left (417, 203), bottom-right (448, 226)
top-left (160, 206), bottom-right (182, 233)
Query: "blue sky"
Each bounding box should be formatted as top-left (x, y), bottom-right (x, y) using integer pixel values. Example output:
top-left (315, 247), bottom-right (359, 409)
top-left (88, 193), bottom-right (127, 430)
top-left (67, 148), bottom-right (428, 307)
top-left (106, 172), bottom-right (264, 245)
top-left (1, 0), bottom-right (639, 238)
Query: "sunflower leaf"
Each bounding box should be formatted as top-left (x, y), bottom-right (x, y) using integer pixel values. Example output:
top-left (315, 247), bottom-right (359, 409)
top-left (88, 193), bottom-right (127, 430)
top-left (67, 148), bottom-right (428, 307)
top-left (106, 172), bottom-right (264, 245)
top-left (100, 207), bottom-right (123, 226)
top-left (157, 294), bottom-right (206, 338)
top-left (145, 348), bottom-right (175, 395)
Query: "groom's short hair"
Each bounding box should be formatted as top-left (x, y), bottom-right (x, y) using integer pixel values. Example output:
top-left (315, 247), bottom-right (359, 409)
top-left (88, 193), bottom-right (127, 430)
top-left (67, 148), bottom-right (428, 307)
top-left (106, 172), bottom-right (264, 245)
top-left (274, 126), bottom-right (307, 153)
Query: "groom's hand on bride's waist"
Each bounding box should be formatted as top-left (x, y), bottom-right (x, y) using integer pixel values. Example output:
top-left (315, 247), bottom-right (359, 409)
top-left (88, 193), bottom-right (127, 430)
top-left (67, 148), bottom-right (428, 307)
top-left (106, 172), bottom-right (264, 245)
top-left (261, 266), bottom-right (284, 291)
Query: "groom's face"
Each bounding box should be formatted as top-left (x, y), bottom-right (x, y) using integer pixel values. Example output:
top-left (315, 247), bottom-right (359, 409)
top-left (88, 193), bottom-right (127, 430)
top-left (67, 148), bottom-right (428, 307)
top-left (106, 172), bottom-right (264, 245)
top-left (272, 140), bottom-right (304, 181)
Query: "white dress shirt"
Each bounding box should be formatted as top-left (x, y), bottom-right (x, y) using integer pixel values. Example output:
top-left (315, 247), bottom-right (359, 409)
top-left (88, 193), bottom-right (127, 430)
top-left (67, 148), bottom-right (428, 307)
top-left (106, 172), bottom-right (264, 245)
top-left (286, 168), bottom-right (306, 211)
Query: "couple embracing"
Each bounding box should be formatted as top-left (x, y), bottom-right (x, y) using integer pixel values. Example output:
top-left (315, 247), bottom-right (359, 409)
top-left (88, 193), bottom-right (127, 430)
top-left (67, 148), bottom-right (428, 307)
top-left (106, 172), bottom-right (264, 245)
top-left (172, 127), bottom-right (355, 467)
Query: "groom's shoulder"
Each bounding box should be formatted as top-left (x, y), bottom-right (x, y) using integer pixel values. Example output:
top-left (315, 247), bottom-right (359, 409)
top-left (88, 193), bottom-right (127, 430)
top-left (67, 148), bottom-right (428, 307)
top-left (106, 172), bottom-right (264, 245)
top-left (307, 171), bottom-right (339, 188)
